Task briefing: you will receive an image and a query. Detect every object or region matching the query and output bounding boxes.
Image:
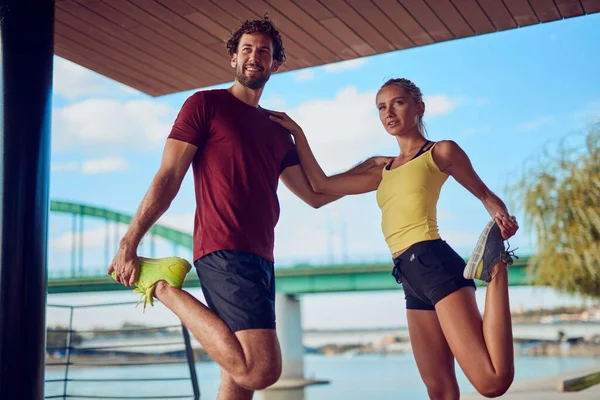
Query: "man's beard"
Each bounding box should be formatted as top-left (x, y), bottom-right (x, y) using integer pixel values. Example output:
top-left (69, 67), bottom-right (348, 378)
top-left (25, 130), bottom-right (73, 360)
top-left (235, 66), bottom-right (271, 90)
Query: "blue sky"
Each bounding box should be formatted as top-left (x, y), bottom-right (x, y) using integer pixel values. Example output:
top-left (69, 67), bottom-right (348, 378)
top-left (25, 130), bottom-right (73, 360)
top-left (47, 14), bottom-right (600, 328)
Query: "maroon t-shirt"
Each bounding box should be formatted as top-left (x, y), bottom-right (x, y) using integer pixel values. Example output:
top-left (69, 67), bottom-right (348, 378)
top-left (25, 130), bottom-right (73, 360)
top-left (168, 89), bottom-right (299, 263)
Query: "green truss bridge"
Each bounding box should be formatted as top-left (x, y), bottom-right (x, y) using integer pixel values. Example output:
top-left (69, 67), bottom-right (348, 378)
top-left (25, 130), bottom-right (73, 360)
top-left (48, 200), bottom-right (532, 295)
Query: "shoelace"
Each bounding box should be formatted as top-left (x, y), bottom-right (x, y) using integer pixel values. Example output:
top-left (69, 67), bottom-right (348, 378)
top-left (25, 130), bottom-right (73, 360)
top-left (501, 241), bottom-right (519, 265)
top-left (133, 284), bottom-right (156, 312)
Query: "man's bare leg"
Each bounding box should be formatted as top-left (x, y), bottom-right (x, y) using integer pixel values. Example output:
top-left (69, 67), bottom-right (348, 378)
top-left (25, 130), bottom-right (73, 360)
top-left (218, 370), bottom-right (254, 400)
top-left (154, 281), bottom-right (282, 391)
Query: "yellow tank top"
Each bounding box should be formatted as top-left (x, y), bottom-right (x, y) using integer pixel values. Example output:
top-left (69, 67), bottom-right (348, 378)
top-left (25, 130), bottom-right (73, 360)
top-left (376, 142), bottom-right (448, 254)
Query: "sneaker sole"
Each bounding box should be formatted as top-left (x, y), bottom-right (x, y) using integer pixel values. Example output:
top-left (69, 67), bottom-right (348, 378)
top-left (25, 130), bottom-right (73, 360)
top-left (463, 220), bottom-right (495, 279)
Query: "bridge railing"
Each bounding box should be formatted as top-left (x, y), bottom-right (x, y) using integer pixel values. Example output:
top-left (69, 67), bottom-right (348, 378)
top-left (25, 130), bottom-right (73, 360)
top-left (45, 301), bottom-right (200, 400)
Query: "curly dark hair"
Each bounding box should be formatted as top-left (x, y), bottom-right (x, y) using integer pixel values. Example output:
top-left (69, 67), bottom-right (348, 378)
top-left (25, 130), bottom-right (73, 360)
top-left (226, 16), bottom-right (286, 65)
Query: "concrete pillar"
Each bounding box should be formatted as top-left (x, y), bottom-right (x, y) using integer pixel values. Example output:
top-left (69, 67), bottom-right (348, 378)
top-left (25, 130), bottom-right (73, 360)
top-left (258, 294), bottom-right (328, 400)
top-left (276, 293), bottom-right (305, 379)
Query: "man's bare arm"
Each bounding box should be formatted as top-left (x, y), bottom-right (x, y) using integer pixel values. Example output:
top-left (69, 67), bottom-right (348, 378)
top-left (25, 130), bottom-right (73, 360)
top-left (109, 139), bottom-right (197, 286)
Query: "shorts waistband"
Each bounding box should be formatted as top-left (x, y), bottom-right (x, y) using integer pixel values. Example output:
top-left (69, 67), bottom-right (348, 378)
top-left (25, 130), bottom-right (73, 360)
top-left (393, 239), bottom-right (444, 264)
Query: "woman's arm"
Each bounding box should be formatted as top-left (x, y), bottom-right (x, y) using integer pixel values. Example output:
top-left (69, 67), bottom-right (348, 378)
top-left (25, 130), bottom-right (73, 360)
top-left (269, 110), bottom-right (391, 195)
top-left (432, 140), bottom-right (519, 240)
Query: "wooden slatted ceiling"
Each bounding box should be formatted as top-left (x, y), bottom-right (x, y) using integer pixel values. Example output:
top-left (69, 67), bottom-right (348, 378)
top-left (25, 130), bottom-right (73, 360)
top-left (54, 0), bottom-right (600, 97)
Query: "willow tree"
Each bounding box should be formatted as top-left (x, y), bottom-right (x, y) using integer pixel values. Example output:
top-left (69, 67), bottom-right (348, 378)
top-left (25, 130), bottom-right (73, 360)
top-left (508, 122), bottom-right (600, 298)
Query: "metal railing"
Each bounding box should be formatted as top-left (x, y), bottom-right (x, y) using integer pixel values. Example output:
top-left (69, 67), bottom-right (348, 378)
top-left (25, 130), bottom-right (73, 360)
top-left (45, 302), bottom-right (200, 399)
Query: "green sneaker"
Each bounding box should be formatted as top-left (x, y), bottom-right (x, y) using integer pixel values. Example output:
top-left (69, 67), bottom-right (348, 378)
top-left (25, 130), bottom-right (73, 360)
top-left (463, 220), bottom-right (518, 282)
top-left (111, 257), bottom-right (191, 311)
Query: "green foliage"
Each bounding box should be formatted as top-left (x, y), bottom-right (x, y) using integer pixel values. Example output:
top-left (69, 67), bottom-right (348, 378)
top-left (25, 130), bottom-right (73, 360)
top-left (508, 122), bottom-right (600, 297)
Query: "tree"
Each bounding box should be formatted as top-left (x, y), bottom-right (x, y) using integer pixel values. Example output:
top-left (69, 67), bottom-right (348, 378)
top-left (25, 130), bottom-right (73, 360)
top-left (508, 122), bottom-right (600, 298)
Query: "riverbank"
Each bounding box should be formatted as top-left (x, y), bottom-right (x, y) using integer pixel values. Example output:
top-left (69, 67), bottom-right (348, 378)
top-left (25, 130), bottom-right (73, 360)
top-left (461, 367), bottom-right (600, 399)
top-left (46, 344), bottom-right (600, 376)
top-left (519, 343), bottom-right (600, 357)
top-left (316, 340), bottom-right (600, 357)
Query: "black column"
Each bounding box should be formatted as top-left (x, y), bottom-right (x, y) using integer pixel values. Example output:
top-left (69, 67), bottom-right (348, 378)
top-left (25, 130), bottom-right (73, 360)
top-left (0, 1), bottom-right (54, 399)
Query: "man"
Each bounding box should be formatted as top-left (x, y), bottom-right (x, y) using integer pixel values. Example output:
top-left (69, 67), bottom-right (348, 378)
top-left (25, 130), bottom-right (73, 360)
top-left (108, 17), bottom-right (387, 400)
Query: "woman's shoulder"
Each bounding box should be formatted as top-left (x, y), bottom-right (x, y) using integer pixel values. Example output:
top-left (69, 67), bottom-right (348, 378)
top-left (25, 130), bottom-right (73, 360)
top-left (432, 139), bottom-right (463, 155)
top-left (430, 140), bottom-right (469, 171)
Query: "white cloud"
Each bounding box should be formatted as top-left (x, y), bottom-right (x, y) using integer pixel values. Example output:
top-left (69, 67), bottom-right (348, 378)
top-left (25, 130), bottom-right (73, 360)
top-left (286, 86), bottom-right (377, 144)
top-left (82, 157), bottom-right (129, 174)
top-left (51, 161), bottom-right (79, 172)
top-left (158, 212), bottom-right (194, 234)
top-left (519, 115), bottom-right (554, 131)
top-left (293, 70), bottom-right (316, 82)
top-left (280, 86), bottom-right (383, 172)
top-left (323, 59), bottom-right (367, 72)
top-left (424, 95), bottom-right (463, 116)
top-left (120, 85), bottom-right (143, 95)
top-left (53, 57), bottom-right (136, 100)
top-left (49, 224), bottom-right (124, 251)
top-left (261, 94), bottom-right (286, 110)
top-left (52, 98), bottom-right (176, 153)
top-left (51, 157), bottom-right (130, 174)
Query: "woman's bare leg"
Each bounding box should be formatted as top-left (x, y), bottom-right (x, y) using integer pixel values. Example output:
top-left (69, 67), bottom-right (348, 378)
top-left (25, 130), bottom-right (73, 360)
top-left (407, 309), bottom-right (460, 400)
top-left (435, 263), bottom-right (514, 398)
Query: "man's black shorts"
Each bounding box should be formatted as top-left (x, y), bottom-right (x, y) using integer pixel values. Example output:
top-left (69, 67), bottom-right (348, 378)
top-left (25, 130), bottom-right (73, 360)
top-left (194, 250), bottom-right (276, 333)
top-left (392, 239), bottom-right (476, 310)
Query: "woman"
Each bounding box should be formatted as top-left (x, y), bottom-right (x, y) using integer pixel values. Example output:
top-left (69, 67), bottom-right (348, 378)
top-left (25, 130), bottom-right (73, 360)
top-left (269, 78), bottom-right (519, 399)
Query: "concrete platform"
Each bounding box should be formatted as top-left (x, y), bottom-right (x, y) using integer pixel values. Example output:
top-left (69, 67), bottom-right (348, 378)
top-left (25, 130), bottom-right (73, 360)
top-left (257, 378), bottom-right (330, 400)
top-left (263, 378), bottom-right (330, 390)
top-left (461, 367), bottom-right (600, 399)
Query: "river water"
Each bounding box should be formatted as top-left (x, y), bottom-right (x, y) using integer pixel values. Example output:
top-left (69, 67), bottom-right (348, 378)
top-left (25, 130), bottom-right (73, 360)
top-left (45, 354), bottom-right (600, 399)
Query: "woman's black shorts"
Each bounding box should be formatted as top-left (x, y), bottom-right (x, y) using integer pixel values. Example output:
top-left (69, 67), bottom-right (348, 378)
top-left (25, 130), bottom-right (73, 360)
top-left (392, 239), bottom-right (476, 310)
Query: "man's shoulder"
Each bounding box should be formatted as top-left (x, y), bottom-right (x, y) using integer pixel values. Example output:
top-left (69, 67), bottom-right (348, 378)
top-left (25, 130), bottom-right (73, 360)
top-left (262, 114), bottom-right (295, 144)
top-left (177, 89), bottom-right (232, 122)
top-left (257, 108), bottom-right (295, 139)
top-left (184, 89), bottom-right (227, 105)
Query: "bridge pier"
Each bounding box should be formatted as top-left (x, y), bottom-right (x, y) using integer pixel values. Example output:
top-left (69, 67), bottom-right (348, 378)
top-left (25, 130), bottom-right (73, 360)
top-left (258, 294), bottom-right (328, 400)
top-left (275, 294), bottom-right (304, 380)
